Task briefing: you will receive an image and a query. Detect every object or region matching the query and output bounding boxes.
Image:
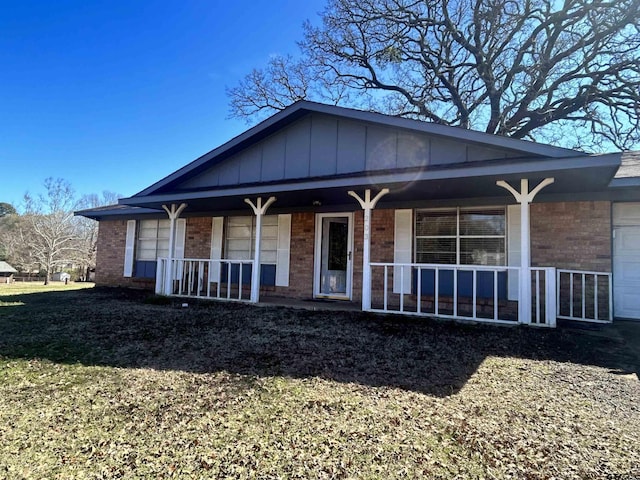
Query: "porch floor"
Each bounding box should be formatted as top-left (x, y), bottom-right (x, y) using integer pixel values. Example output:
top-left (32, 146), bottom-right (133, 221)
top-left (258, 296), bottom-right (362, 312)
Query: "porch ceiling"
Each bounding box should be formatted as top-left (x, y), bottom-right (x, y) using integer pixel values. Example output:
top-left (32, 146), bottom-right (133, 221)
top-left (117, 153), bottom-right (620, 215)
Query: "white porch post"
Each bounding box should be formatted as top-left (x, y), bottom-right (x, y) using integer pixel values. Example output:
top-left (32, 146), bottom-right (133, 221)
top-left (348, 188), bottom-right (390, 311)
top-left (496, 178), bottom-right (554, 324)
top-left (161, 203), bottom-right (187, 295)
top-left (245, 196), bottom-right (277, 303)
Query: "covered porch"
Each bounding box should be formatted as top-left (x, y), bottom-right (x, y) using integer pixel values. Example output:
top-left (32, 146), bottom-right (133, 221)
top-left (136, 155), bottom-right (618, 328)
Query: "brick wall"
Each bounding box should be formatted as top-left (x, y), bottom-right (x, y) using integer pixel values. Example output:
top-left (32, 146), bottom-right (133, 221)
top-left (270, 212), bottom-right (316, 299)
top-left (352, 209), bottom-right (395, 303)
top-left (531, 201), bottom-right (611, 272)
top-left (95, 202), bottom-right (612, 297)
top-left (95, 217), bottom-right (215, 289)
top-left (185, 217), bottom-right (212, 259)
top-left (94, 220), bottom-right (154, 288)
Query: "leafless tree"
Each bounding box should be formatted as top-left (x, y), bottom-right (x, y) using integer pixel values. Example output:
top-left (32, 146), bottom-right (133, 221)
top-left (23, 178), bottom-right (80, 284)
top-left (74, 191), bottom-right (121, 281)
top-left (228, 0), bottom-right (640, 150)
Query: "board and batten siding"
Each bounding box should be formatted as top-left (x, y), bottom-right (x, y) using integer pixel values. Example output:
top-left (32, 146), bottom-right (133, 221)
top-left (177, 113), bottom-right (520, 190)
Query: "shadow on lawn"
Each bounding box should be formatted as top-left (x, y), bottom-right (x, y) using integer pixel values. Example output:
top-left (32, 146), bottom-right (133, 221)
top-left (0, 287), bottom-right (638, 396)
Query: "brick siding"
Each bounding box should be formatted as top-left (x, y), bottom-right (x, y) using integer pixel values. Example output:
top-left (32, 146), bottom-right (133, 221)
top-left (185, 217), bottom-right (212, 259)
top-left (531, 201), bottom-right (611, 272)
top-left (269, 212), bottom-right (316, 299)
top-left (94, 220), bottom-right (154, 289)
top-left (93, 202), bottom-right (613, 300)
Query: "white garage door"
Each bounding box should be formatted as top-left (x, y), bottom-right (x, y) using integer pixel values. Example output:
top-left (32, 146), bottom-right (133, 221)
top-left (613, 203), bottom-right (640, 319)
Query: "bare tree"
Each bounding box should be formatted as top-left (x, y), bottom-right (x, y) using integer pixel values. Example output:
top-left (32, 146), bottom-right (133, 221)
top-left (228, 0), bottom-right (640, 150)
top-left (23, 178), bottom-right (80, 284)
top-left (0, 207), bottom-right (42, 273)
top-left (74, 191), bottom-right (121, 281)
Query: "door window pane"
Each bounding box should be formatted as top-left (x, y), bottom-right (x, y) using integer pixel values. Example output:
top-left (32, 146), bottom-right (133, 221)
top-left (328, 221), bottom-right (348, 271)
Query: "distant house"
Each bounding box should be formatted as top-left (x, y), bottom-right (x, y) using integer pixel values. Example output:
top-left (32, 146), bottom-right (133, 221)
top-left (52, 272), bottom-right (71, 282)
top-left (0, 261), bottom-right (17, 283)
top-left (77, 101), bottom-right (640, 327)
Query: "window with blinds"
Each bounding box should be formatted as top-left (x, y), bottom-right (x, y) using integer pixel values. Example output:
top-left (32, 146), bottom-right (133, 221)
top-left (225, 216), bottom-right (278, 262)
top-left (136, 219), bottom-right (170, 261)
top-left (415, 207), bottom-right (505, 265)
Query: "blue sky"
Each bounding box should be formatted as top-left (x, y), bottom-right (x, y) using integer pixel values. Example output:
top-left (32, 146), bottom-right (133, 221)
top-left (0, 0), bottom-right (325, 207)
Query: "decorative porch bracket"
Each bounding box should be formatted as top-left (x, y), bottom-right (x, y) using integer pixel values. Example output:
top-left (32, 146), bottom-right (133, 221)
top-left (348, 188), bottom-right (390, 311)
top-left (161, 203), bottom-right (188, 295)
top-left (496, 178), bottom-right (554, 324)
top-left (245, 196), bottom-right (277, 303)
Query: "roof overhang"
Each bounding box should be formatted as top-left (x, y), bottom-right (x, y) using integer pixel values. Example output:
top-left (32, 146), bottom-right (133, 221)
top-left (74, 205), bottom-right (168, 221)
top-left (113, 153), bottom-right (621, 215)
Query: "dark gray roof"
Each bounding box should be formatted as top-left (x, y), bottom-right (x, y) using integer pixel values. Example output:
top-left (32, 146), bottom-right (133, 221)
top-left (130, 101), bottom-right (584, 199)
top-left (0, 261), bottom-right (17, 274)
top-left (75, 204), bottom-right (163, 221)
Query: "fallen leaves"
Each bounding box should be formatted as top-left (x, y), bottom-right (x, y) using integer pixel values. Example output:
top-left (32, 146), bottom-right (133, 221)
top-left (0, 285), bottom-right (638, 478)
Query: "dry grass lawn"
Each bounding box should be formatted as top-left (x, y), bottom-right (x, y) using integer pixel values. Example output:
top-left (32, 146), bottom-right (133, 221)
top-left (0, 283), bottom-right (639, 479)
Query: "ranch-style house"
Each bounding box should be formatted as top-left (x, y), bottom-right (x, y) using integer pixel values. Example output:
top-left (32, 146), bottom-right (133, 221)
top-left (77, 102), bottom-right (640, 327)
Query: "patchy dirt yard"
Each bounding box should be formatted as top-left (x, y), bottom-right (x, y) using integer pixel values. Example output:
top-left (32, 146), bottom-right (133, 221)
top-left (0, 284), bottom-right (638, 479)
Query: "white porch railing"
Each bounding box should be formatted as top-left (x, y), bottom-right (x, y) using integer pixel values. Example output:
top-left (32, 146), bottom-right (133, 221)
top-left (368, 263), bottom-right (557, 327)
top-left (153, 258), bottom-right (612, 327)
top-left (156, 258), bottom-right (255, 302)
top-left (531, 267), bottom-right (557, 327)
top-left (556, 269), bottom-right (613, 323)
